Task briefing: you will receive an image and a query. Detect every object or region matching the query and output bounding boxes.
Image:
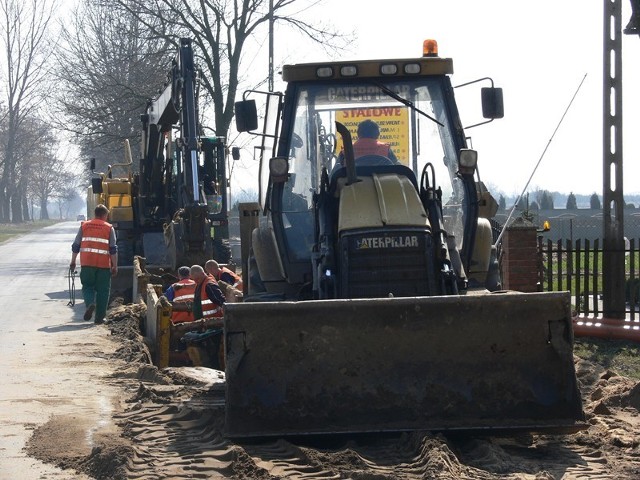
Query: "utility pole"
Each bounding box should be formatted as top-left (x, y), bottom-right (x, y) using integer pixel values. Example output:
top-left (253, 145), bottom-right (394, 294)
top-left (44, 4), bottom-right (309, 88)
top-left (268, 0), bottom-right (274, 92)
top-left (602, 0), bottom-right (625, 319)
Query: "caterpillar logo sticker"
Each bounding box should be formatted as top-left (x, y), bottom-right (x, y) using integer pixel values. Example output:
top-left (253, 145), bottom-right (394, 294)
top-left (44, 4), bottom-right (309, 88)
top-left (356, 236), bottom-right (419, 249)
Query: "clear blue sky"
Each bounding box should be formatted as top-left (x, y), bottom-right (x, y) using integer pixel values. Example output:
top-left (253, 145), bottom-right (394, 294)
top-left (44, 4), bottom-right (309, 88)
top-left (256, 0), bottom-right (640, 197)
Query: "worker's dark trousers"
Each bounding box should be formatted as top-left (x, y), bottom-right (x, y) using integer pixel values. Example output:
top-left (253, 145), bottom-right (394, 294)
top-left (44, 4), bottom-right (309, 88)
top-left (80, 266), bottom-right (111, 322)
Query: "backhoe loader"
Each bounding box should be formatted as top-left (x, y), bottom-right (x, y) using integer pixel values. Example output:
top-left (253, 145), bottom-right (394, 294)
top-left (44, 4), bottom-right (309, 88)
top-left (227, 40), bottom-right (585, 437)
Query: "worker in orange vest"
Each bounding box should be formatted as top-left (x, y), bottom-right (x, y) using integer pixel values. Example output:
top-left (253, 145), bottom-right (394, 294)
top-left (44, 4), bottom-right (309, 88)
top-left (335, 119), bottom-right (398, 171)
top-left (164, 266), bottom-right (196, 323)
top-left (190, 265), bottom-right (226, 321)
top-left (205, 259), bottom-right (243, 291)
top-left (188, 265), bottom-right (227, 369)
top-left (69, 204), bottom-right (118, 324)
top-left (352, 119), bottom-right (398, 161)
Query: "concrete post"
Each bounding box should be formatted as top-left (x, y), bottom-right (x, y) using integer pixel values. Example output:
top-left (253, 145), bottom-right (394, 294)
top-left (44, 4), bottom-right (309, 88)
top-left (238, 202), bottom-right (261, 294)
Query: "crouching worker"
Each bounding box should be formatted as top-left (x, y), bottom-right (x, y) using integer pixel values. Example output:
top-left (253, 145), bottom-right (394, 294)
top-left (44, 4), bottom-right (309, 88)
top-left (181, 265), bottom-right (226, 369)
top-left (205, 259), bottom-right (243, 292)
top-left (164, 266), bottom-right (196, 324)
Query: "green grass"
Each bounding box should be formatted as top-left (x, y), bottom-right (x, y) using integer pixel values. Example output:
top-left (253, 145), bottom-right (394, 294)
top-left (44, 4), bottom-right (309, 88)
top-left (574, 337), bottom-right (640, 379)
top-left (0, 220), bottom-right (61, 243)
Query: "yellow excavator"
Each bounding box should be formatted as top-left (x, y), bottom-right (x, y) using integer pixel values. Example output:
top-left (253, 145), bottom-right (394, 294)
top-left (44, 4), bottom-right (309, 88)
top-left (226, 40), bottom-right (585, 437)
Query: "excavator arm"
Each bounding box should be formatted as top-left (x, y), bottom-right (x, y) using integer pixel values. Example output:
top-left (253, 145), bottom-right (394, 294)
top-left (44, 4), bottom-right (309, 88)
top-left (138, 38), bottom-right (212, 268)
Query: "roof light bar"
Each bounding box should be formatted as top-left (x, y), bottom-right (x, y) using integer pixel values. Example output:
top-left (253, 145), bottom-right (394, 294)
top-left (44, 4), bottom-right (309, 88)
top-left (316, 66), bottom-right (333, 78)
top-left (340, 65), bottom-right (358, 76)
top-left (380, 64), bottom-right (398, 75)
top-left (403, 63), bottom-right (421, 74)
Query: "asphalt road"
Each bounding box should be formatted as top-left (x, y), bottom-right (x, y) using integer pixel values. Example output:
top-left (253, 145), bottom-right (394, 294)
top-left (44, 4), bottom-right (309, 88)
top-left (0, 221), bottom-right (125, 478)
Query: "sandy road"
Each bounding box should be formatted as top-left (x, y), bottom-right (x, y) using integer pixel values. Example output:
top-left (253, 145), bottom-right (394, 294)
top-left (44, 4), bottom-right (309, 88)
top-left (0, 221), bottom-right (129, 479)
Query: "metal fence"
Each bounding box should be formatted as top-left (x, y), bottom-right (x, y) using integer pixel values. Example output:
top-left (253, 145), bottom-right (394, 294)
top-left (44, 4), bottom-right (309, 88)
top-left (537, 237), bottom-right (640, 319)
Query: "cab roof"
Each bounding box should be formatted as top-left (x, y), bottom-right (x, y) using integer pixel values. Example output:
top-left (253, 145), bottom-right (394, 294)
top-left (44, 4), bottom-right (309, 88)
top-left (282, 57), bottom-right (454, 82)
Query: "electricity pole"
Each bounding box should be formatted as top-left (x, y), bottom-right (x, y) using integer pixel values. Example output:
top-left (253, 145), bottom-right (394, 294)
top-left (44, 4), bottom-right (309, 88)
top-left (269, 0), bottom-right (274, 92)
top-left (602, 0), bottom-right (625, 319)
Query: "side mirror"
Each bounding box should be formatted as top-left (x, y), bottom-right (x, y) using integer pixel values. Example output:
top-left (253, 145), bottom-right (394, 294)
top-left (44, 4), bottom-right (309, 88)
top-left (481, 87), bottom-right (504, 119)
top-left (90, 157), bottom-right (96, 171)
top-left (91, 177), bottom-right (103, 194)
top-left (235, 100), bottom-right (258, 132)
top-left (231, 146), bottom-right (241, 160)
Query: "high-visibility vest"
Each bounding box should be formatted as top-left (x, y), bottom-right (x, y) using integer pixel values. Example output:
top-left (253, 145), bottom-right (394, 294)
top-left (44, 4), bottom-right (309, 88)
top-left (170, 279), bottom-right (196, 323)
top-left (80, 219), bottom-right (112, 269)
top-left (198, 277), bottom-right (224, 319)
top-left (353, 138), bottom-right (392, 159)
top-left (217, 267), bottom-right (243, 290)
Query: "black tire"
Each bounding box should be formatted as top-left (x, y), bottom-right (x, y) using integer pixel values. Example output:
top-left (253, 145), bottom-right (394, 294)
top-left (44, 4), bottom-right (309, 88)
top-left (116, 238), bottom-right (134, 266)
top-left (212, 238), bottom-right (231, 263)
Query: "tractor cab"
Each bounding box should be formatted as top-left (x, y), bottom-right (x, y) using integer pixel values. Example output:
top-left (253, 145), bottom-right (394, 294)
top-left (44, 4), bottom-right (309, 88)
top-left (235, 40), bottom-right (503, 299)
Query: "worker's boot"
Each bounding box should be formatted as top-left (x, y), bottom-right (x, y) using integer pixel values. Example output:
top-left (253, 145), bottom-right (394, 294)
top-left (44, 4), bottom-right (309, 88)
top-left (84, 304), bottom-right (95, 321)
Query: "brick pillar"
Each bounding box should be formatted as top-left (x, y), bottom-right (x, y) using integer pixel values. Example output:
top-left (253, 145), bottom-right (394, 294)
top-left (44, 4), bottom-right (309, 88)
top-left (502, 217), bottom-right (539, 292)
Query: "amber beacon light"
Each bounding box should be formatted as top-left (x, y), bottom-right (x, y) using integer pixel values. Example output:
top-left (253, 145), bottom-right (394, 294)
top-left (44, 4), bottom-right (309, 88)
top-left (422, 39), bottom-right (438, 57)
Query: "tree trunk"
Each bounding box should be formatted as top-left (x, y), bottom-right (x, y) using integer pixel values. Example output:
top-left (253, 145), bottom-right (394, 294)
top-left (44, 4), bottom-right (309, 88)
top-left (11, 191), bottom-right (23, 223)
top-left (2, 196), bottom-right (9, 222)
top-left (22, 194), bottom-right (30, 222)
top-left (39, 197), bottom-right (49, 220)
top-left (0, 186), bottom-right (6, 223)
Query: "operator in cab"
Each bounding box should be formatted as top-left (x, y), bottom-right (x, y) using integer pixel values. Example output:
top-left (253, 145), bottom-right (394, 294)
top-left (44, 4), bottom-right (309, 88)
top-left (352, 119), bottom-right (398, 162)
top-left (335, 119), bottom-right (398, 170)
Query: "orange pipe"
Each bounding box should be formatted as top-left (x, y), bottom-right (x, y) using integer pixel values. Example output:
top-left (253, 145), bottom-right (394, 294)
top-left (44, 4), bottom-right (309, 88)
top-left (572, 315), bottom-right (640, 342)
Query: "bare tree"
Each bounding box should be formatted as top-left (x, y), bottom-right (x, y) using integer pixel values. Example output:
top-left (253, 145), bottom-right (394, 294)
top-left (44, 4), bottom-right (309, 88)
top-left (27, 141), bottom-right (78, 220)
top-left (53, 184), bottom-right (81, 219)
top-left (0, 0), bottom-right (55, 223)
top-left (107, 0), bottom-right (345, 139)
top-left (54, 1), bottom-right (171, 175)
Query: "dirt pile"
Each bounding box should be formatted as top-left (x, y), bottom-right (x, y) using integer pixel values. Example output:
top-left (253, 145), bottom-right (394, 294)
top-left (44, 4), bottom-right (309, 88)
top-left (26, 415), bottom-right (132, 479)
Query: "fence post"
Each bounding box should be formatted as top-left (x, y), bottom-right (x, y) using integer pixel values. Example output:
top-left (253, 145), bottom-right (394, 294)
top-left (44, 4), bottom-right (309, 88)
top-left (502, 217), bottom-right (539, 292)
top-left (537, 236), bottom-right (544, 290)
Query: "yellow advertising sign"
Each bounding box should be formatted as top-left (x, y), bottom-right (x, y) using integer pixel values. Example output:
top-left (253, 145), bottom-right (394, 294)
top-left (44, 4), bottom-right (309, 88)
top-left (336, 107), bottom-right (409, 165)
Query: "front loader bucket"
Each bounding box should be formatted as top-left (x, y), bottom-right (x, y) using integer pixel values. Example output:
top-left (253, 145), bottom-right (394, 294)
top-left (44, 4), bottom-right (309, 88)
top-left (224, 291), bottom-right (585, 438)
